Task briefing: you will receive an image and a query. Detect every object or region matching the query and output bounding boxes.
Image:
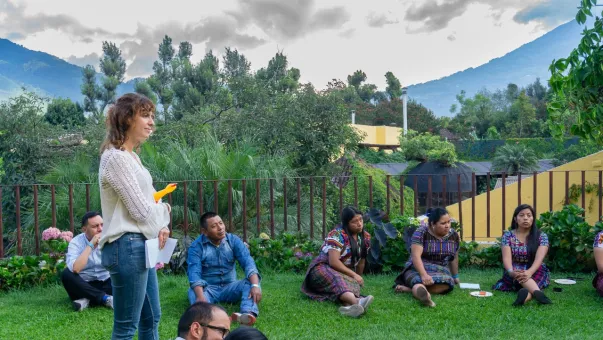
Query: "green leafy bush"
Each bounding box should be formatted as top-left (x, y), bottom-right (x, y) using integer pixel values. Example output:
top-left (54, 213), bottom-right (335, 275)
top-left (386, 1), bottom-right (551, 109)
top-left (248, 233), bottom-right (322, 273)
top-left (0, 254), bottom-right (66, 291)
top-left (537, 204), bottom-right (603, 271)
top-left (399, 130), bottom-right (458, 165)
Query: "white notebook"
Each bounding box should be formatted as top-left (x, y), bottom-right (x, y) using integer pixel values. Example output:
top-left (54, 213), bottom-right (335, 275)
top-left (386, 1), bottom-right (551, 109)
top-left (145, 237), bottom-right (178, 269)
top-left (459, 283), bottom-right (481, 290)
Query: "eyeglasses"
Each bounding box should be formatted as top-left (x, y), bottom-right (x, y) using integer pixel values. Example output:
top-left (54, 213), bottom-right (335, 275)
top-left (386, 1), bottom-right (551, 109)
top-left (193, 321), bottom-right (230, 338)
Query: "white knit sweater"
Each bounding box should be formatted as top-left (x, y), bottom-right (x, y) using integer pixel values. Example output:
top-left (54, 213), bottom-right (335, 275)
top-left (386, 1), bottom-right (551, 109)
top-left (98, 147), bottom-right (170, 249)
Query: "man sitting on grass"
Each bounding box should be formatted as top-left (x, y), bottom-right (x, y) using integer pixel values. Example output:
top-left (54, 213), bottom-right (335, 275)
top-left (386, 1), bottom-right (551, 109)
top-left (61, 211), bottom-right (113, 311)
top-left (187, 212), bottom-right (262, 326)
top-left (176, 302), bottom-right (231, 340)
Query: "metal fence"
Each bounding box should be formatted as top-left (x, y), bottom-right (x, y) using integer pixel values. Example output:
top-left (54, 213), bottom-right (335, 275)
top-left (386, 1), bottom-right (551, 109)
top-left (1, 170), bottom-right (601, 257)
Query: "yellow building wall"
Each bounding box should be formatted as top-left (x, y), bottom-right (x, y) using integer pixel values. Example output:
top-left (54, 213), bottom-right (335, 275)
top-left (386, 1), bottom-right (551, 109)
top-left (352, 124), bottom-right (402, 146)
top-left (447, 151), bottom-right (603, 242)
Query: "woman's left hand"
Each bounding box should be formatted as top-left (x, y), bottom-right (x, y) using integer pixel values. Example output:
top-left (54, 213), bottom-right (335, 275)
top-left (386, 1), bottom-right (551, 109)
top-left (454, 278), bottom-right (460, 284)
top-left (158, 228), bottom-right (170, 249)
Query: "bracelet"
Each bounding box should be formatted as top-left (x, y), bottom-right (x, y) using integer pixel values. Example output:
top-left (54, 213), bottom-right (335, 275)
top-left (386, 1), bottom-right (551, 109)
top-left (451, 274), bottom-right (459, 279)
top-left (507, 269), bottom-right (514, 274)
top-left (87, 241), bottom-right (94, 249)
top-left (251, 284), bottom-right (261, 289)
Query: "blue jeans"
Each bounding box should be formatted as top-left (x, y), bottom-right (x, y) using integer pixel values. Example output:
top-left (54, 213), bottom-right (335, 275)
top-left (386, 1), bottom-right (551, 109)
top-left (102, 233), bottom-right (161, 340)
top-left (187, 279), bottom-right (259, 316)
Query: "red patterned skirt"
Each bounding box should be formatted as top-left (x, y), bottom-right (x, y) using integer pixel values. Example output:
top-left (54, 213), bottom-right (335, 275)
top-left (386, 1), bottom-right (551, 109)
top-left (300, 253), bottom-right (361, 302)
top-left (492, 264), bottom-right (550, 291)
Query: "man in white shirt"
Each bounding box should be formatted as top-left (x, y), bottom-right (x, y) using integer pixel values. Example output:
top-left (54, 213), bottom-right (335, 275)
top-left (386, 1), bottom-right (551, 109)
top-left (175, 302), bottom-right (231, 340)
top-left (61, 211), bottom-right (113, 311)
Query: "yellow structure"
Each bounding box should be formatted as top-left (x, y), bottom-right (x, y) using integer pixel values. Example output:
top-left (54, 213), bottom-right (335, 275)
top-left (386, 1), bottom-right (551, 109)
top-left (447, 151), bottom-right (603, 242)
top-left (352, 124), bottom-right (402, 148)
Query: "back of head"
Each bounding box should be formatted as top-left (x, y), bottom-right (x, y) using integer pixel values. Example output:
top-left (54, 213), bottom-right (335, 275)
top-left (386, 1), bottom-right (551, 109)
top-left (178, 302), bottom-right (225, 338)
top-left (427, 207), bottom-right (448, 226)
top-left (100, 93), bottom-right (155, 152)
top-left (224, 327), bottom-right (268, 340)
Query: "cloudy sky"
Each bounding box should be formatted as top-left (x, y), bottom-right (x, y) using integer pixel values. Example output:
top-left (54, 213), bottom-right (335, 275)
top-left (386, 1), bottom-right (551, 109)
top-left (0, 0), bottom-right (578, 89)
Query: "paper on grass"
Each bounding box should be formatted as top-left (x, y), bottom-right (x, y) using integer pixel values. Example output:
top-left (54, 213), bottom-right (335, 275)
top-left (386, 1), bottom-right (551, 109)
top-left (145, 237), bottom-right (178, 269)
top-left (459, 283), bottom-right (481, 290)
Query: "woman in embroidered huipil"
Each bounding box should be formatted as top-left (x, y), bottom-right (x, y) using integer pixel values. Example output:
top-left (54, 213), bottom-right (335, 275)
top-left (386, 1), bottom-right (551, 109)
top-left (393, 207), bottom-right (460, 307)
top-left (493, 204), bottom-right (552, 306)
top-left (301, 206), bottom-right (374, 318)
top-left (592, 230), bottom-right (603, 296)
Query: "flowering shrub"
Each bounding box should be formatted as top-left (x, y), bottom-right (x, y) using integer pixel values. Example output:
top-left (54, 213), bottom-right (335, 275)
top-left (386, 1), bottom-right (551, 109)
top-left (59, 231), bottom-right (73, 243)
top-left (41, 227), bottom-right (72, 255)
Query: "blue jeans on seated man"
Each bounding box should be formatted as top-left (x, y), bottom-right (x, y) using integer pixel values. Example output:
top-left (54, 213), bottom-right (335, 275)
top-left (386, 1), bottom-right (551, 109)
top-left (102, 232), bottom-right (161, 340)
top-left (187, 279), bottom-right (259, 316)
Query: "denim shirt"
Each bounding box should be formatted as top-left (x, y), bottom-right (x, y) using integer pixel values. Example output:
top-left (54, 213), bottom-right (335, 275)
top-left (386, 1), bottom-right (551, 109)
top-left (187, 233), bottom-right (260, 289)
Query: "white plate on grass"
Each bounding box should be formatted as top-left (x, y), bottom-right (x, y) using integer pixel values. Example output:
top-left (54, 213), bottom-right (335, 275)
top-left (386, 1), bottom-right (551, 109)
top-left (554, 279), bottom-right (576, 285)
top-left (470, 291), bottom-right (493, 298)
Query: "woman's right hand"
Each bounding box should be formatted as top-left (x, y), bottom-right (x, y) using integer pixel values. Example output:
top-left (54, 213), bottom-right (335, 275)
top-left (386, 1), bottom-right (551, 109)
top-left (353, 274), bottom-right (364, 287)
top-left (421, 274), bottom-right (434, 286)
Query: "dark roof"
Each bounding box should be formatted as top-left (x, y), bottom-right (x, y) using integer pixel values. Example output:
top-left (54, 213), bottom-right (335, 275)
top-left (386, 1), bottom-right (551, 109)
top-left (370, 163), bottom-right (409, 175)
top-left (371, 160), bottom-right (556, 176)
top-left (403, 161), bottom-right (474, 192)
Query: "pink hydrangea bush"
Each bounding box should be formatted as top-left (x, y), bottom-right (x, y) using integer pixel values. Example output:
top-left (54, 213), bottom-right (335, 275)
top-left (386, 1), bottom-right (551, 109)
top-left (41, 227), bottom-right (72, 255)
top-left (60, 231), bottom-right (73, 243)
top-left (42, 227), bottom-right (61, 241)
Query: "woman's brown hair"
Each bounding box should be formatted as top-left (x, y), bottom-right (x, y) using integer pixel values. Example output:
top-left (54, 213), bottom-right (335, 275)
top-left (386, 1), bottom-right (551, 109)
top-left (100, 93), bottom-right (155, 153)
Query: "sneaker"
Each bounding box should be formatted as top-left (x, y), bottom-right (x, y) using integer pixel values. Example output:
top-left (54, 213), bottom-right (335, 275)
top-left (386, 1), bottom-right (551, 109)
top-left (338, 304), bottom-right (364, 318)
top-left (72, 298), bottom-right (90, 312)
top-left (231, 313), bottom-right (257, 326)
top-left (104, 296), bottom-right (114, 309)
top-left (359, 295), bottom-right (374, 311)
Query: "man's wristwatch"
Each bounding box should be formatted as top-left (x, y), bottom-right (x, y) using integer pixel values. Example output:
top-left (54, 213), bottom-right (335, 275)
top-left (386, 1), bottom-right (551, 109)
top-left (87, 241), bottom-right (95, 249)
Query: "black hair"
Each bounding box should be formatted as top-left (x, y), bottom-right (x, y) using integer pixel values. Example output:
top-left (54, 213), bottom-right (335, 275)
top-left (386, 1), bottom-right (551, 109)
top-left (510, 204), bottom-right (540, 266)
top-left (341, 206), bottom-right (367, 267)
top-left (200, 211), bottom-right (219, 229)
top-left (425, 207), bottom-right (449, 227)
top-left (177, 302), bottom-right (227, 338)
top-left (81, 211), bottom-right (102, 227)
top-left (224, 326), bottom-right (268, 340)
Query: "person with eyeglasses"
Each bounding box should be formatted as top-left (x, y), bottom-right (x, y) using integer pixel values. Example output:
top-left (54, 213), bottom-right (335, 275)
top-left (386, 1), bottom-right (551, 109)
top-left (176, 302), bottom-right (231, 340)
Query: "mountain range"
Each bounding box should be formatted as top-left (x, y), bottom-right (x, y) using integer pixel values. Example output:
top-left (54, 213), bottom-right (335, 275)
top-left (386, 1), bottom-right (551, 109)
top-left (0, 19), bottom-right (585, 116)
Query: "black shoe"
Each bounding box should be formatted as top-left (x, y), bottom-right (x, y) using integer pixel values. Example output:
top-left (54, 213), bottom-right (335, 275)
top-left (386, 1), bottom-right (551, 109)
top-left (513, 288), bottom-right (529, 306)
top-left (533, 290), bottom-right (552, 304)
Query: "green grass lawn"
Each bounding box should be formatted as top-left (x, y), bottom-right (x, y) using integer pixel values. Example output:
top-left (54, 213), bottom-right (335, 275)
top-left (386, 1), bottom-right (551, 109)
top-left (0, 269), bottom-right (601, 340)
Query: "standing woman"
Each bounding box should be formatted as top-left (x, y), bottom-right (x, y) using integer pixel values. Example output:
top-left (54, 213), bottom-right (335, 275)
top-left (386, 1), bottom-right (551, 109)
top-left (99, 93), bottom-right (171, 339)
top-left (492, 204), bottom-right (552, 306)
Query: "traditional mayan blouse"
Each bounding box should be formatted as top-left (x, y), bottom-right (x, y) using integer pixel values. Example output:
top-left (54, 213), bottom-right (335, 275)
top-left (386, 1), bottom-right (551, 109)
top-left (405, 226), bottom-right (460, 268)
top-left (594, 231), bottom-right (603, 248)
top-left (321, 227), bottom-right (371, 268)
top-left (501, 230), bottom-right (549, 269)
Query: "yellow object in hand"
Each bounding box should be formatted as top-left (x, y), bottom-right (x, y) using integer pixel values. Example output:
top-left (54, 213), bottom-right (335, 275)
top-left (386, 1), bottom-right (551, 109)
top-left (154, 183), bottom-right (177, 202)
